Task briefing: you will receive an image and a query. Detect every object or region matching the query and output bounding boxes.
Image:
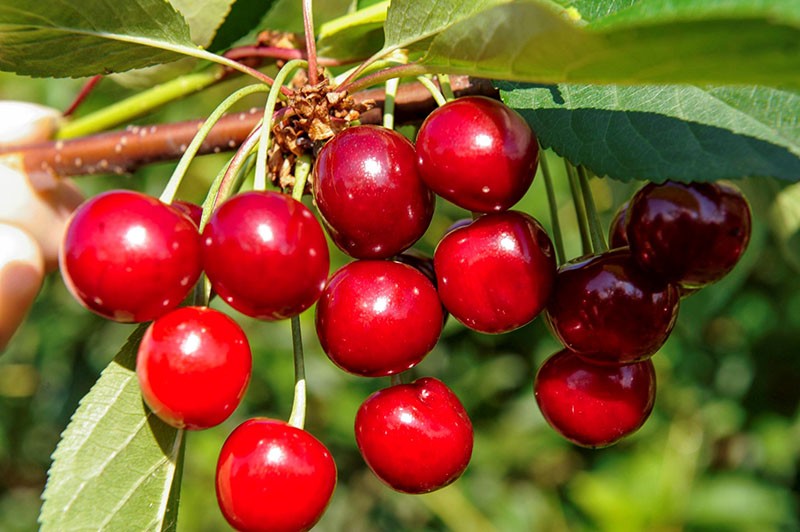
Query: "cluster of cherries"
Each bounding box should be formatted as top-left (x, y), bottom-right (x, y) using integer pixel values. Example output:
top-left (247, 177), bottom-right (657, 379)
top-left (57, 91), bottom-right (752, 530)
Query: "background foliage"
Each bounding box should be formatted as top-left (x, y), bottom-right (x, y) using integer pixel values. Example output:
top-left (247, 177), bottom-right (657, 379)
top-left (0, 0), bottom-right (799, 529)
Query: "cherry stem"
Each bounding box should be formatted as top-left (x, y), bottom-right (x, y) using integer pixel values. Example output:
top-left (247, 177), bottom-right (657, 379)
top-left (539, 151), bottom-right (566, 265)
top-left (390, 374), bottom-right (403, 386)
top-left (383, 77), bottom-right (400, 129)
top-left (254, 60), bottom-right (307, 192)
top-left (160, 83), bottom-right (270, 204)
top-left (302, 0), bottom-right (319, 86)
top-left (338, 63), bottom-right (428, 95)
top-left (438, 74), bottom-right (456, 102)
top-left (63, 75), bottom-right (103, 117)
top-left (565, 160), bottom-right (592, 255)
top-left (415, 76), bottom-right (447, 107)
top-left (224, 45), bottom-right (355, 67)
top-left (577, 165), bottom-right (608, 253)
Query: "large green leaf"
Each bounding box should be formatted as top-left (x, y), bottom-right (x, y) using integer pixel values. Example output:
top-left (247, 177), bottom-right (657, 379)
top-left (208, 0), bottom-right (279, 52)
top-left (39, 325), bottom-right (185, 532)
top-left (171, 0), bottom-right (235, 49)
top-left (498, 82), bottom-right (800, 182)
top-left (317, 1), bottom-right (389, 62)
top-left (0, 0), bottom-right (194, 78)
top-left (384, 0), bottom-right (800, 87)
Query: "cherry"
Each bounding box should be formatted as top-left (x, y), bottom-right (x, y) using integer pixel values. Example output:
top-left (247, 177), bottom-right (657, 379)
top-left (316, 260), bottom-right (443, 377)
top-left (627, 181), bottom-right (752, 288)
top-left (202, 191), bottom-right (329, 320)
top-left (312, 125), bottom-right (435, 259)
top-left (433, 211), bottom-right (556, 334)
top-left (60, 190), bottom-right (202, 323)
top-left (608, 200), bottom-right (629, 248)
top-left (172, 200), bottom-right (203, 228)
top-left (355, 377), bottom-right (473, 494)
top-left (415, 96), bottom-right (539, 212)
top-left (136, 306), bottom-right (251, 430)
top-left (216, 418), bottom-right (336, 532)
top-left (534, 349), bottom-right (656, 448)
top-left (545, 248), bottom-right (680, 365)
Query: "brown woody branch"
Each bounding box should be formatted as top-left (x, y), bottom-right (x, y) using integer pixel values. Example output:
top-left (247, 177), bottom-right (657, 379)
top-left (0, 76), bottom-right (497, 189)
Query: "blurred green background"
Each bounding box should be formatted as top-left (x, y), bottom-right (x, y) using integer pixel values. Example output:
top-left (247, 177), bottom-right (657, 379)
top-left (1, 71), bottom-right (798, 532)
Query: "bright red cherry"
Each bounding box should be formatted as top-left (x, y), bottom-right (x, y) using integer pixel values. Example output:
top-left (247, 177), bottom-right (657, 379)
top-left (355, 377), bottom-right (473, 494)
top-left (312, 125), bottom-right (435, 259)
top-left (433, 211), bottom-right (556, 334)
top-left (172, 200), bottom-right (203, 228)
top-left (415, 96), bottom-right (539, 212)
top-left (137, 306), bottom-right (251, 430)
top-left (545, 248), bottom-right (679, 365)
top-left (202, 191), bottom-right (329, 320)
top-left (627, 181), bottom-right (751, 288)
top-left (608, 201), bottom-right (629, 248)
top-left (216, 418), bottom-right (336, 532)
top-left (316, 260), bottom-right (443, 377)
top-left (60, 190), bottom-right (202, 322)
top-left (534, 349), bottom-right (656, 447)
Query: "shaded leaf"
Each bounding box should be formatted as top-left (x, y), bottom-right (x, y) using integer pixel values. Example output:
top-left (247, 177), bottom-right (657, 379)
top-left (498, 82), bottom-right (800, 182)
top-left (171, 0), bottom-right (235, 48)
top-left (208, 0), bottom-right (279, 52)
top-left (384, 0), bottom-right (800, 87)
top-left (0, 0), bottom-right (195, 78)
top-left (317, 1), bottom-right (388, 62)
top-left (39, 325), bottom-right (185, 532)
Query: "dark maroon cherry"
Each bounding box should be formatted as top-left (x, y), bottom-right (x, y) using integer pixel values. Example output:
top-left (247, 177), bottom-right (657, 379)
top-left (608, 200), bottom-right (629, 248)
top-left (216, 418), bottom-right (336, 532)
top-left (137, 306), bottom-right (251, 430)
top-left (316, 260), bottom-right (443, 377)
top-left (545, 248), bottom-right (679, 365)
top-left (434, 211), bottom-right (556, 334)
top-left (172, 200), bottom-right (203, 228)
top-left (391, 249), bottom-right (437, 288)
top-left (202, 191), bottom-right (329, 320)
top-left (60, 190), bottom-right (202, 322)
top-left (627, 181), bottom-right (751, 288)
top-left (534, 349), bottom-right (656, 448)
top-left (313, 125), bottom-right (435, 259)
top-left (355, 377), bottom-right (473, 494)
top-left (415, 96), bottom-right (539, 212)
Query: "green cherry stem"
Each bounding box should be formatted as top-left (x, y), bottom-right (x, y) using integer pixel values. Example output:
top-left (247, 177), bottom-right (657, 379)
top-left (383, 77), bottom-right (400, 129)
top-left (438, 74), bottom-right (456, 101)
top-left (159, 83), bottom-right (270, 204)
top-left (577, 165), bottom-right (608, 253)
top-left (287, 155), bottom-right (313, 430)
top-left (390, 374), bottom-right (403, 386)
top-left (338, 63), bottom-right (428, 94)
top-left (540, 151), bottom-right (566, 265)
top-left (254, 59), bottom-right (307, 192)
top-left (565, 160), bottom-right (592, 255)
top-left (415, 76), bottom-right (448, 107)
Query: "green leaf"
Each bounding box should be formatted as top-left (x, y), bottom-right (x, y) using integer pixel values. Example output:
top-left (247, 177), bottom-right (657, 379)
top-left (208, 0), bottom-right (279, 52)
top-left (497, 82), bottom-right (800, 182)
top-left (39, 325), bottom-right (185, 532)
top-left (383, 0), bottom-right (800, 87)
top-left (0, 0), bottom-right (195, 78)
top-left (259, 0), bottom-right (354, 34)
top-left (317, 1), bottom-right (388, 61)
top-left (171, 0), bottom-right (235, 49)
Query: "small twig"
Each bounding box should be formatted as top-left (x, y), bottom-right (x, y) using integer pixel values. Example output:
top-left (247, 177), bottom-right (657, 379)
top-left (63, 75), bottom-right (103, 117)
top-left (224, 45), bottom-right (357, 67)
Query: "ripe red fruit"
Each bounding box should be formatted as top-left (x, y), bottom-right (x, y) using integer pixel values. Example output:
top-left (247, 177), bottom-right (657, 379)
top-left (534, 349), bottom-right (656, 448)
top-left (434, 211), bottom-right (556, 334)
top-left (216, 418), bottom-right (336, 532)
top-left (415, 96), bottom-right (539, 212)
top-left (202, 191), bottom-right (329, 320)
top-left (627, 181), bottom-right (752, 288)
top-left (137, 306), bottom-right (251, 430)
top-left (60, 190), bottom-right (202, 322)
top-left (312, 125), bottom-right (435, 259)
top-left (316, 260), bottom-right (443, 377)
top-left (355, 377), bottom-right (473, 494)
top-left (172, 200), bottom-right (203, 228)
top-left (545, 248), bottom-right (680, 365)
top-left (608, 200), bottom-right (629, 248)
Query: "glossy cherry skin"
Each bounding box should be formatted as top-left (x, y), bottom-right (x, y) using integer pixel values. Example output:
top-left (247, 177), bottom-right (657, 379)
top-left (312, 125), bottom-right (435, 259)
top-left (216, 418), bottom-right (337, 532)
top-left (137, 306), bottom-right (251, 429)
top-left (60, 190), bottom-right (202, 322)
top-left (534, 349), bottom-right (656, 448)
top-left (608, 201), bottom-right (629, 248)
top-left (202, 191), bottom-right (330, 320)
top-left (172, 200), bottom-right (203, 228)
top-left (415, 96), bottom-right (539, 212)
top-left (627, 181), bottom-right (751, 288)
top-left (545, 248), bottom-right (680, 365)
top-left (316, 260), bottom-right (443, 377)
top-left (434, 211), bottom-right (556, 334)
top-left (355, 377), bottom-right (473, 494)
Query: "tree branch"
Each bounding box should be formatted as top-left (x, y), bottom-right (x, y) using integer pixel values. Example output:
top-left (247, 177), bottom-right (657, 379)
top-left (1, 76), bottom-right (497, 188)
